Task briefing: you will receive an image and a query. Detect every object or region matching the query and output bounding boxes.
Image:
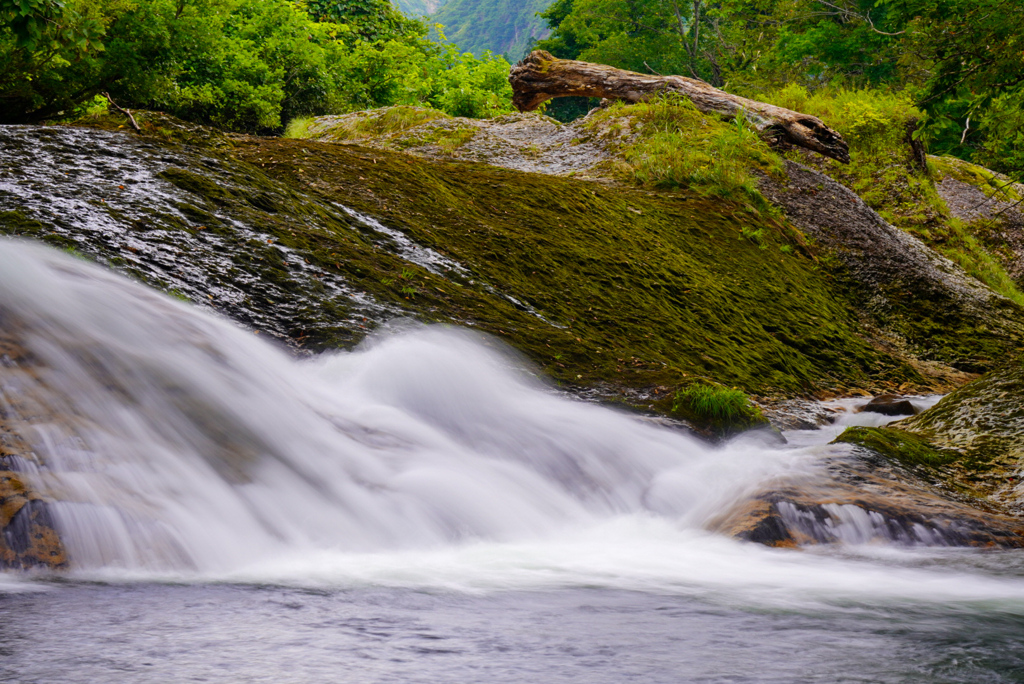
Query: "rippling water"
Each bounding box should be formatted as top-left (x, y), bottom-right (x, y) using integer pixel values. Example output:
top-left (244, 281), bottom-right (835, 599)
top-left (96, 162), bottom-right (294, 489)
top-left (1, 241), bottom-right (1023, 682)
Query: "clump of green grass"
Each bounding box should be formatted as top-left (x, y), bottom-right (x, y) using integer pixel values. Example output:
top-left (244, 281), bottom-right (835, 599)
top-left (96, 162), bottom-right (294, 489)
top-left (673, 382), bottom-right (767, 432)
top-left (586, 95), bottom-right (785, 213)
top-left (307, 106), bottom-right (452, 142)
top-left (283, 117), bottom-right (313, 139)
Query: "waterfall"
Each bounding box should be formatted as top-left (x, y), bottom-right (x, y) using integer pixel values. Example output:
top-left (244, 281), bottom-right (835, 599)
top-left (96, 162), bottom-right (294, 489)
top-left (0, 240), bottom-right (808, 572)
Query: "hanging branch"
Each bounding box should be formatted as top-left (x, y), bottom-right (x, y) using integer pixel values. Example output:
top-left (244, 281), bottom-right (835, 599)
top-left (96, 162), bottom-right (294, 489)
top-left (103, 92), bottom-right (141, 133)
top-left (508, 51), bottom-right (851, 164)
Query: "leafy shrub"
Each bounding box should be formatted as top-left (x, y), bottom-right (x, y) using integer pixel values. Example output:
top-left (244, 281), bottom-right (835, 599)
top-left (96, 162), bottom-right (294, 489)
top-left (0, 0), bottom-right (515, 131)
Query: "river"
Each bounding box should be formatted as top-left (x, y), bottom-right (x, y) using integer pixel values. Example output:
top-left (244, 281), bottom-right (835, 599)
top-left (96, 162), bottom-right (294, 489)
top-left (1, 241), bottom-right (1023, 682)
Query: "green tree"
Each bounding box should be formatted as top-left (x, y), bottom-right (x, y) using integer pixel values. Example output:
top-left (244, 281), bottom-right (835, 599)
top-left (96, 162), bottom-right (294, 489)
top-left (892, 0), bottom-right (1024, 176)
top-left (1, 0), bottom-right (515, 130)
top-left (0, 0), bottom-right (106, 121)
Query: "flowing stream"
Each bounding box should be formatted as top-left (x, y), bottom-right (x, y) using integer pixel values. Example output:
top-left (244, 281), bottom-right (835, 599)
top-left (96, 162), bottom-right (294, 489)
top-left (1, 241), bottom-right (1023, 682)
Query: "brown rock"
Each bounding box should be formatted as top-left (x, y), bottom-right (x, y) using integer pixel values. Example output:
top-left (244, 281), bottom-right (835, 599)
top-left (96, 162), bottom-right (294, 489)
top-left (859, 394), bottom-right (920, 417)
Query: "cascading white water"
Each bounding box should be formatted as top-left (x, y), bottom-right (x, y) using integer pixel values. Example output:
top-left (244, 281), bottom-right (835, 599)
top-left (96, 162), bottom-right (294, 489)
top-left (0, 240), bottom-right (809, 573)
top-left (6, 238), bottom-right (1024, 614)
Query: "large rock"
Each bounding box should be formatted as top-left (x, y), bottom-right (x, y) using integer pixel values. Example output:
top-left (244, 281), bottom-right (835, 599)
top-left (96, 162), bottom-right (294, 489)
top-left (760, 160), bottom-right (1024, 374)
top-left (0, 324), bottom-right (68, 569)
top-left (933, 156), bottom-right (1024, 288)
top-left (828, 360), bottom-right (1024, 525)
top-left (858, 394), bottom-right (919, 416)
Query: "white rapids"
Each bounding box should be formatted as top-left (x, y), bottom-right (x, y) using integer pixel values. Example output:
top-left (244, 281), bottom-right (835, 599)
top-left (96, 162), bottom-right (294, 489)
top-left (2, 239), bottom-right (1024, 611)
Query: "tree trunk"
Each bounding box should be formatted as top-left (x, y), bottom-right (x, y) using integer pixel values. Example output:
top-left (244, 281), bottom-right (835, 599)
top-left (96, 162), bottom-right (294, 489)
top-left (509, 51), bottom-right (851, 164)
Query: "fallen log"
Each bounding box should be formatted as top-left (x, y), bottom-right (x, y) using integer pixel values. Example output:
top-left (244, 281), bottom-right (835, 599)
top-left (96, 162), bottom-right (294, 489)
top-left (509, 51), bottom-right (850, 164)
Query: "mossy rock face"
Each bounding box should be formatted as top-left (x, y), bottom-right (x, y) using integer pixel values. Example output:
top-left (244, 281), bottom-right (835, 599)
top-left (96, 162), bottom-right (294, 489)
top-left (931, 155), bottom-right (1024, 291)
top-left (834, 361), bottom-right (1024, 514)
top-left (294, 106), bottom-right (615, 178)
top-left (834, 426), bottom-right (961, 470)
top-left (760, 160), bottom-right (1024, 374)
top-left (2, 111), bottom-right (1024, 431)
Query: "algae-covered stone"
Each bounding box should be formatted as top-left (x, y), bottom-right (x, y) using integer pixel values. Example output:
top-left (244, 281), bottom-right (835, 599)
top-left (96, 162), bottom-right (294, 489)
top-left (0, 472), bottom-right (67, 570)
top-left (834, 360), bottom-right (1024, 514)
top-left (834, 425), bottom-right (960, 470)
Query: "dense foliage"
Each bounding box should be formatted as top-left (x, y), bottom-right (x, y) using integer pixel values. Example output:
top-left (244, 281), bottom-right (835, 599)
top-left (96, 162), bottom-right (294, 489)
top-left (0, 0), bottom-right (513, 131)
top-left (537, 0), bottom-right (1024, 178)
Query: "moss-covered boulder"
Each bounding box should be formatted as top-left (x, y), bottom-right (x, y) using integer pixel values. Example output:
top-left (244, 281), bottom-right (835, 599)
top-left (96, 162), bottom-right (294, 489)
top-left (0, 113), bottom-right (936, 414)
top-left (834, 359), bottom-right (1024, 516)
top-left (3, 104), bottom-right (1024, 432)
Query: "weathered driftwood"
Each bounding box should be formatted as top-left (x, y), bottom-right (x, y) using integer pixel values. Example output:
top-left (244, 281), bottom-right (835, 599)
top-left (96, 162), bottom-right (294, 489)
top-left (509, 51), bottom-right (850, 164)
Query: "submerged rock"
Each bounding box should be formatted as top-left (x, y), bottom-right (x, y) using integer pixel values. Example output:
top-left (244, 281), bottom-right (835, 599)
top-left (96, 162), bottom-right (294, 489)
top-left (715, 443), bottom-right (1024, 549)
top-left (782, 362), bottom-right (1024, 548)
top-left (858, 394), bottom-right (920, 416)
top-left (0, 474), bottom-right (67, 569)
top-left (0, 325), bottom-right (67, 569)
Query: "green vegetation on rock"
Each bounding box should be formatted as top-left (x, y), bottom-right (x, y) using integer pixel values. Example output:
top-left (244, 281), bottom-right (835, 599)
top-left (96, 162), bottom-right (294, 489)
top-left (834, 426), bottom-right (960, 469)
top-left (586, 96), bottom-right (784, 212)
top-left (672, 383), bottom-right (767, 434)
top-left (762, 86), bottom-right (1024, 308)
top-left (537, 0), bottom-right (1024, 182)
top-left (835, 360), bottom-right (1024, 512)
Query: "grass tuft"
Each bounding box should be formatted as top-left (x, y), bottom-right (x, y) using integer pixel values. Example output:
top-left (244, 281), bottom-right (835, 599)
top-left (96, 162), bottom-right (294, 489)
top-left (586, 95), bottom-right (785, 214)
top-left (283, 117), bottom-right (313, 139)
top-left (673, 382), bottom-right (767, 432)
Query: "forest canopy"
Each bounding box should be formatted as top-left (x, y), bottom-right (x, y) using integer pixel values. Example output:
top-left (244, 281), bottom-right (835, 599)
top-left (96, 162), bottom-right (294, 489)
top-left (537, 0), bottom-right (1024, 178)
top-left (2, 0), bottom-right (1021, 179)
top-left (0, 0), bottom-right (514, 131)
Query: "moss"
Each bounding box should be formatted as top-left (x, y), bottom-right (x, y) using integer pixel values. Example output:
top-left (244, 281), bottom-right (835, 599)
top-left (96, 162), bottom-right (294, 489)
top-left (158, 168), bottom-right (232, 204)
top-left (901, 361), bottom-right (1024, 466)
top-left (931, 156), bottom-right (1024, 204)
top-left (302, 106), bottom-right (451, 143)
top-left (0, 210), bottom-right (80, 250)
top-left (215, 135), bottom-right (934, 406)
top-left (0, 210), bottom-right (48, 235)
top-left (834, 426), bottom-right (960, 469)
top-left (388, 124), bottom-right (479, 154)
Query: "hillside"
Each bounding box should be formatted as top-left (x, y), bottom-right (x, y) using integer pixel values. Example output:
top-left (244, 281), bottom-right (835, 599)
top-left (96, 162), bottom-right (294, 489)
top-left (393, 0), bottom-right (446, 16)
top-left (431, 0), bottom-right (552, 59)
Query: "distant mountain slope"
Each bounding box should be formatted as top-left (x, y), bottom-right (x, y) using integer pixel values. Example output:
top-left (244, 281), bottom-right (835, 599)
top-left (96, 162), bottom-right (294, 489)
top-left (431, 0), bottom-right (552, 59)
top-left (394, 0), bottom-right (446, 16)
